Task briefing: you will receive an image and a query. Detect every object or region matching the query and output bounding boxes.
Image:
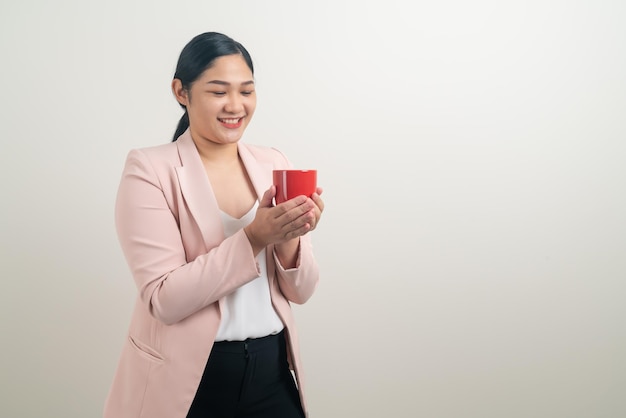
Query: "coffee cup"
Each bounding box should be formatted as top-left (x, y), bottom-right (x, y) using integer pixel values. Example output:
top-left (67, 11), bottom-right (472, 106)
top-left (273, 169), bottom-right (317, 204)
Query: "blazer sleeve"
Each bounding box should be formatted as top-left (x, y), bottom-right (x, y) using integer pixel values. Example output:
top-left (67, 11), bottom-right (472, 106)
top-left (272, 236), bottom-right (319, 304)
top-left (115, 149), bottom-right (262, 325)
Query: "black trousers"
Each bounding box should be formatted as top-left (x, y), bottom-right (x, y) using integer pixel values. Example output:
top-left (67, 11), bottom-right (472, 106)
top-left (186, 330), bottom-right (305, 418)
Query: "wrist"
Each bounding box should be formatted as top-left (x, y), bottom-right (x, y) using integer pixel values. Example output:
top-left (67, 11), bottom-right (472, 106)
top-left (275, 238), bottom-right (300, 269)
top-left (244, 225), bottom-right (265, 255)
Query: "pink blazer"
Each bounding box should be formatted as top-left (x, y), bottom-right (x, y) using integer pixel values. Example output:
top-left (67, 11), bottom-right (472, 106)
top-left (104, 131), bottom-right (319, 418)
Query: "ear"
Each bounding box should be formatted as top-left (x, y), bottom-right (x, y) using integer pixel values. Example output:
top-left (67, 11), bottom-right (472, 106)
top-left (172, 79), bottom-right (189, 106)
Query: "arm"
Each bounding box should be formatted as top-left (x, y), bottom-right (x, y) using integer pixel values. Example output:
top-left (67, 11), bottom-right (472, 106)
top-left (273, 234), bottom-right (319, 304)
top-left (273, 187), bottom-right (324, 304)
top-left (115, 149), bottom-right (261, 325)
top-left (244, 185), bottom-right (324, 305)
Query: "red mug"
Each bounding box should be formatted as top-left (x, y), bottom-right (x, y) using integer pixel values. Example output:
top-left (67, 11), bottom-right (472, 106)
top-left (273, 169), bottom-right (317, 204)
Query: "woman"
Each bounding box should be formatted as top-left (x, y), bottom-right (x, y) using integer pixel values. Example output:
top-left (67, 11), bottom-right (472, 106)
top-left (104, 32), bottom-right (323, 418)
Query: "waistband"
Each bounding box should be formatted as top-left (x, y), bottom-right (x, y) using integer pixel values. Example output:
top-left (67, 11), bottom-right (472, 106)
top-left (212, 329), bottom-right (285, 355)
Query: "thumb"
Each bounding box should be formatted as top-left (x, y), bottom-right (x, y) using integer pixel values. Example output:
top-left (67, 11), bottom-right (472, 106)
top-left (259, 185), bottom-right (276, 208)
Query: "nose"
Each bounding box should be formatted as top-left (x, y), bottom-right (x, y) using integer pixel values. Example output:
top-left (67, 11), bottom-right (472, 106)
top-left (224, 93), bottom-right (244, 113)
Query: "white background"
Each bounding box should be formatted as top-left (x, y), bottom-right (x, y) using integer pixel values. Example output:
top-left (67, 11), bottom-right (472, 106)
top-left (1, 1), bottom-right (625, 417)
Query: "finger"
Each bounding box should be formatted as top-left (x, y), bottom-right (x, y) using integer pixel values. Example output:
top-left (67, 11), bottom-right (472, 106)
top-left (281, 209), bottom-right (314, 235)
top-left (284, 219), bottom-right (313, 240)
top-left (259, 186), bottom-right (276, 208)
top-left (311, 193), bottom-right (324, 214)
top-left (278, 195), bottom-right (308, 210)
top-left (276, 196), bottom-right (314, 221)
top-left (305, 209), bottom-right (316, 229)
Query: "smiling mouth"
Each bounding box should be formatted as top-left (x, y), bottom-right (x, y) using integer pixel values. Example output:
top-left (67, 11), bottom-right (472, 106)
top-left (219, 117), bottom-right (244, 128)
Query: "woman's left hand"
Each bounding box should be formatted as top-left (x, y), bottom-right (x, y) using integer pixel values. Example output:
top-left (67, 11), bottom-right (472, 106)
top-left (308, 187), bottom-right (324, 232)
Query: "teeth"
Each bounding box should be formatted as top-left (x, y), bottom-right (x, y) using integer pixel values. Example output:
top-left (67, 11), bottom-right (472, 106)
top-left (221, 118), bottom-right (241, 124)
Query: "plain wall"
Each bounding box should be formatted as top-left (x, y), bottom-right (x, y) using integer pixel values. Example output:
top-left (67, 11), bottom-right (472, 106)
top-left (1, 1), bottom-right (625, 417)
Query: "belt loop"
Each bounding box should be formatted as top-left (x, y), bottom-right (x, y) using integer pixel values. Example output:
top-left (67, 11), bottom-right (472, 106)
top-left (244, 342), bottom-right (249, 359)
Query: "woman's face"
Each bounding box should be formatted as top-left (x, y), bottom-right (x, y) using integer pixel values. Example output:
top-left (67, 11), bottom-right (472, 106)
top-left (181, 54), bottom-right (256, 146)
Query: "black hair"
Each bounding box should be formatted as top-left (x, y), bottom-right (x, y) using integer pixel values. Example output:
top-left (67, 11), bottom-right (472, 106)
top-left (171, 32), bottom-right (254, 141)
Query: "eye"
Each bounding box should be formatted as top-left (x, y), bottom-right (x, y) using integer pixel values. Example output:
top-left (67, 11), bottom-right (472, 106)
top-left (209, 91), bottom-right (226, 96)
top-left (241, 90), bottom-right (254, 96)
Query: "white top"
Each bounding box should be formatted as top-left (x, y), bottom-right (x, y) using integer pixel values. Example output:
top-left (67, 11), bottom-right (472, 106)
top-left (215, 201), bottom-right (284, 341)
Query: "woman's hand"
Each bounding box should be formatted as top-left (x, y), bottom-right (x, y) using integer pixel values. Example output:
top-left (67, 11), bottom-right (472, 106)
top-left (244, 186), bottom-right (324, 257)
top-left (308, 186), bottom-right (324, 232)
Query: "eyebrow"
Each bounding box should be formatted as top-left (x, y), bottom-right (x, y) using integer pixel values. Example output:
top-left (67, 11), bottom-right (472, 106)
top-left (206, 80), bottom-right (255, 86)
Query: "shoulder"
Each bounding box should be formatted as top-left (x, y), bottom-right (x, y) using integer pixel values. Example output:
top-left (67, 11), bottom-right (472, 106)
top-left (118, 141), bottom-right (181, 185)
top-left (134, 141), bottom-right (179, 159)
top-left (124, 141), bottom-right (180, 166)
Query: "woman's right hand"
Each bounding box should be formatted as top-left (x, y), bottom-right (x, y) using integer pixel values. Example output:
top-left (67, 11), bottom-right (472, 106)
top-left (244, 185), bottom-right (316, 256)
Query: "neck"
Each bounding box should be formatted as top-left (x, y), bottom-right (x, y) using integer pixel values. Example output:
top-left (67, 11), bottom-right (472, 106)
top-left (191, 136), bottom-right (239, 167)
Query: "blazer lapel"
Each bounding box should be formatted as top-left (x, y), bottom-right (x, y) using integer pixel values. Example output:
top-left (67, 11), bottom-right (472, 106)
top-left (175, 131), bottom-right (224, 248)
top-left (237, 142), bottom-right (274, 202)
top-left (174, 132), bottom-right (275, 250)
top-left (237, 142), bottom-right (277, 281)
